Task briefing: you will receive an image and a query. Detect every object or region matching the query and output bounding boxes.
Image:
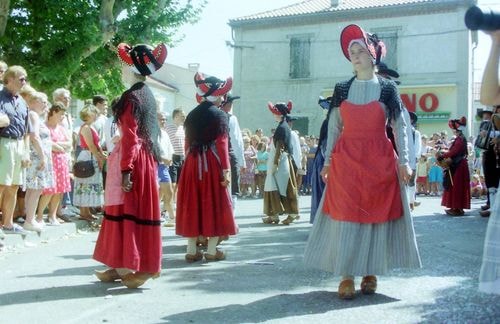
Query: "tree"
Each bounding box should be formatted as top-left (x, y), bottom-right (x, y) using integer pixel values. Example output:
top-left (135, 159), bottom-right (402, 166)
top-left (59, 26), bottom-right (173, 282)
top-left (0, 0), bottom-right (204, 100)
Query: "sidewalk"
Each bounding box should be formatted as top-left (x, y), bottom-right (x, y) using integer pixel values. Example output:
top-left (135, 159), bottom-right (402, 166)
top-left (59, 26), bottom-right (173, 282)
top-left (0, 215), bottom-right (96, 253)
top-left (0, 195), bottom-right (499, 323)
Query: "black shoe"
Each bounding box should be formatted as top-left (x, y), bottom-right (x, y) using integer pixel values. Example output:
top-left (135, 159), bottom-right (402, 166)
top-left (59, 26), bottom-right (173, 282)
top-left (481, 204), bottom-right (490, 211)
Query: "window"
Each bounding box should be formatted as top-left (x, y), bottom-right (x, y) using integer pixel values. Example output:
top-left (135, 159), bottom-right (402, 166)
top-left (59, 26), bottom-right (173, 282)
top-left (289, 36), bottom-right (311, 79)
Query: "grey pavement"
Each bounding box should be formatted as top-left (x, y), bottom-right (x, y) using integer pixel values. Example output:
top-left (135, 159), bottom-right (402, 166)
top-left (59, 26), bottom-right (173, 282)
top-left (0, 195), bottom-right (499, 323)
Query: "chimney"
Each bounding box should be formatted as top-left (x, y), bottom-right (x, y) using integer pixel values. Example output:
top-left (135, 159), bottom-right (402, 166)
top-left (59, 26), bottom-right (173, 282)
top-left (187, 63), bottom-right (199, 72)
top-left (331, 0), bottom-right (342, 6)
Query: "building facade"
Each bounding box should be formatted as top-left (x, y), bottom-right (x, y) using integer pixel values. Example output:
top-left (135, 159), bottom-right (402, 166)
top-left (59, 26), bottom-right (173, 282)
top-left (229, 0), bottom-right (477, 138)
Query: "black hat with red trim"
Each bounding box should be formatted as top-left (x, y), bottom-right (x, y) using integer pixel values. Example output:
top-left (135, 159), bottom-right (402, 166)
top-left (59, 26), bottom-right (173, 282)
top-left (117, 43), bottom-right (167, 76)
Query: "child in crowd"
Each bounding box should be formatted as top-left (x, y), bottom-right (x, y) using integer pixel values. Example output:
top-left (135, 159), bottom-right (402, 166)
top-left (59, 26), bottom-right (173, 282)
top-left (470, 174), bottom-right (484, 199)
top-left (240, 136), bottom-right (257, 198)
top-left (427, 148), bottom-right (444, 196)
top-left (255, 141), bottom-right (268, 198)
top-left (416, 155), bottom-right (429, 195)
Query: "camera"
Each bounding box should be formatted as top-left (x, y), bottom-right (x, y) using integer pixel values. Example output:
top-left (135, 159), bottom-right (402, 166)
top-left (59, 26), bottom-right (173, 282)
top-left (465, 5), bottom-right (500, 31)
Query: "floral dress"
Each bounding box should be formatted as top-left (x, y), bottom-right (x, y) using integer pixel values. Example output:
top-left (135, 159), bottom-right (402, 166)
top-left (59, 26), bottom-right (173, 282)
top-left (25, 114), bottom-right (54, 190)
top-left (42, 124), bottom-right (71, 194)
top-left (73, 126), bottom-right (104, 207)
top-left (240, 146), bottom-right (257, 185)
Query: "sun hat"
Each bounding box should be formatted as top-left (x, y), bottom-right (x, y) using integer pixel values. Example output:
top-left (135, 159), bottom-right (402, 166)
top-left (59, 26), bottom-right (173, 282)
top-left (340, 24), bottom-right (386, 64)
top-left (117, 43), bottom-right (167, 76)
top-left (194, 72), bottom-right (232, 103)
top-left (268, 101), bottom-right (292, 116)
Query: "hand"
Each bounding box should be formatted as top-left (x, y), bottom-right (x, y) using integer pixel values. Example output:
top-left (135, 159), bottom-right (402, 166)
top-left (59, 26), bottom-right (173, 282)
top-left (122, 172), bottom-right (133, 192)
top-left (271, 164), bottom-right (278, 174)
top-left (399, 164), bottom-right (412, 184)
top-left (320, 165), bottom-right (329, 183)
top-left (37, 158), bottom-right (46, 171)
top-left (21, 157), bottom-right (31, 168)
top-left (221, 169), bottom-right (231, 187)
top-left (485, 30), bottom-right (500, 44)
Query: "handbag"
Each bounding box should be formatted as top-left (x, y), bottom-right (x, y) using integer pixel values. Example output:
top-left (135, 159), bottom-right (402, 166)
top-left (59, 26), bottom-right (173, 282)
top-left (474, 120), bottom-right (493, 150)
top-left (73, 159), bottom-right (95, 178)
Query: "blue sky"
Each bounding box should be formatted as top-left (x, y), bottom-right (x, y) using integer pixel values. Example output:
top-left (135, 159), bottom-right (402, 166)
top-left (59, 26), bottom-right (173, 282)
top-left (168, 0), bottom-right (500, 81)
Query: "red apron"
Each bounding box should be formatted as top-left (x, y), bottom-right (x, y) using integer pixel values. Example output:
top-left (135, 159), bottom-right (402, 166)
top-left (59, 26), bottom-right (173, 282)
top-left (323, 100), bottom-right (403, 223)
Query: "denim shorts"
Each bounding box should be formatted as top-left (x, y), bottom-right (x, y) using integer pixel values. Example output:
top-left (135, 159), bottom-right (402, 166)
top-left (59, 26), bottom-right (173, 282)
top-left (158, 163), bottom-right (171, 183)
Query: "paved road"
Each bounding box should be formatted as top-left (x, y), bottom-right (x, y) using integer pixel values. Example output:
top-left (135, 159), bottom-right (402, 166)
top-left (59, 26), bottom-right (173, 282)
top-left (1, 195), bottom-right (499, 323)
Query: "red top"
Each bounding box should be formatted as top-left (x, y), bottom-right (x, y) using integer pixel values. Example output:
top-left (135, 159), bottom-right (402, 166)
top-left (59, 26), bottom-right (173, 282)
top-left (79, 126), bottom-right (100, 150)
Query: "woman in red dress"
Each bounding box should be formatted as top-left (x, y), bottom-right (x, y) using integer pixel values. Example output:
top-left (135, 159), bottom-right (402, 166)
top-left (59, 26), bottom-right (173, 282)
top-left (176, 72), bottom-right (237, 262)
top-left (438, 117), bottom-right (471, 216)
top-left (93, 42), bottom-right (167, 288)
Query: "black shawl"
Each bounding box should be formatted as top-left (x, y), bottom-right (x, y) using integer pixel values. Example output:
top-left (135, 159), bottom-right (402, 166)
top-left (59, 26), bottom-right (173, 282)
top-left (184, 101), bottom-right (229, 149)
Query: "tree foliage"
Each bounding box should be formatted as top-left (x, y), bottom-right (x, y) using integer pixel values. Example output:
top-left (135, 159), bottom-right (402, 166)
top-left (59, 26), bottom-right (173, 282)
top-left (0, 0), bottom-right (204, 100)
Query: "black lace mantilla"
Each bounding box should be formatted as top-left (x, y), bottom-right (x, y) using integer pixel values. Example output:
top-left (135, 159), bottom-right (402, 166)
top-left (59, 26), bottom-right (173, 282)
top-left (184, 101), bottom-right (229, 149)
top-left (113, 82), bottom-right (161, 161)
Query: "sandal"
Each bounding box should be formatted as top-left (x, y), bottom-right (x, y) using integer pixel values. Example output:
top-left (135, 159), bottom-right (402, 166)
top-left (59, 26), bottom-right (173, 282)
top-left (185, 252), bottom-right (203, 263)
top-left (79, 214), bottom-right (98, 222)
top-left (282, 214), bottom-right (299, 225)
top-left (204, 249), bottom-right (225, 262)
top-left (262, 216), bottom-right (280, 224)
top-left (95, 269), bottom-right (121, 282)
top-left (121, 272), bottom-right (160, 289)
top-left (338, 279), bottom-right (355, 300)
top-left (360, 275), bottom-right (377, 295)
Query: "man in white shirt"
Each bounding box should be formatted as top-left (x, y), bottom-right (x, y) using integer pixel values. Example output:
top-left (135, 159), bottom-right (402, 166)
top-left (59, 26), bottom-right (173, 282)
top-left (220, 94), bottom-right (245, 206)
top-left (286, 116), bottom-right (302, 175)
top-left (92, 95), bottom-right (109, 148)
top-left (166, 108), bottom-right (186, 201)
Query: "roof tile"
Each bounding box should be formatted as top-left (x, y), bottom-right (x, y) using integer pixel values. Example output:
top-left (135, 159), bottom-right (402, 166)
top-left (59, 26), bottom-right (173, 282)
top-left (230, 0), bottom-right (436, 22)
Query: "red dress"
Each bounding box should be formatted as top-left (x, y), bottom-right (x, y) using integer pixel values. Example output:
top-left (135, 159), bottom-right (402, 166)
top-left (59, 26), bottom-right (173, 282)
top-left (175, 103), bottom-right (237, 237)
top-left (441, 135), bottom-right (471, 210)
top-left (323, 100), bottom-right (403, 223)
top-left (93, 99), bottom-right (162, 273)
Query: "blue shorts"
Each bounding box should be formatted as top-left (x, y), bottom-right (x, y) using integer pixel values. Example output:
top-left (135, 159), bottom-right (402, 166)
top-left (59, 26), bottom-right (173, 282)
top-left (158, 164), bottom-right (171, 183)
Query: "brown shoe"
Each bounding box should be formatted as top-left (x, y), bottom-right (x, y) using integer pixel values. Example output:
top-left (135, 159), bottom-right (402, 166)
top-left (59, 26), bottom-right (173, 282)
top-left (445, 209), bottom-right (464, 216)
top-left (204, 249), bottom-right (225, 262)
top-left (338, 279), bottom-right (355, 300)
top-left (95, 269), bottom-right (121, 282)
top-left (185, 252), bottom-right (203, 263)
top-left (360, 275), bottom-right (377, 295)
top-left (281, 214), bottom-right (298, 225)
top-left (262, 216), bottom-right (279, 224)
top-left (480, 210), bottom-right (491, 217)
top-left (121, 272), bottom-right (160, 289)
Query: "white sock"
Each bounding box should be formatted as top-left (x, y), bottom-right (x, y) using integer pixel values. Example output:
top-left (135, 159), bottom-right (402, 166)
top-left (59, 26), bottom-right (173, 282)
top-left (207, 236), bottom-right (219, 255)
top-left (187, 237), bottom-right (198, 255)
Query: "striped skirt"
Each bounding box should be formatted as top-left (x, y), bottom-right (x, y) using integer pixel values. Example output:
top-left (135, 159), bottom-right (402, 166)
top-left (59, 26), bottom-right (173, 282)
top-left (304, 177), bottom-right (421, 276)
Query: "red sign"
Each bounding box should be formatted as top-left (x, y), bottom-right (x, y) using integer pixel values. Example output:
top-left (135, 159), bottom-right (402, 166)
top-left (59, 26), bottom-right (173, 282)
top-left (401, 93), bottom-right (439, 113)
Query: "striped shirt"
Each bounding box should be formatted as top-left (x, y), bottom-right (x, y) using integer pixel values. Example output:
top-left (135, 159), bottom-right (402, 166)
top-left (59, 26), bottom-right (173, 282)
top-left (165, 123), bottom-right (185, 156)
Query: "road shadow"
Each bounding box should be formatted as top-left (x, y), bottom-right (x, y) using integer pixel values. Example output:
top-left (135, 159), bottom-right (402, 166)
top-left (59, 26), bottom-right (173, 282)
top-left (161, 290), bottom-right (399, 323)
top-left (418, 277), bottom-right (500, 322)
top-left (0, 283), bottom-right (141, 306)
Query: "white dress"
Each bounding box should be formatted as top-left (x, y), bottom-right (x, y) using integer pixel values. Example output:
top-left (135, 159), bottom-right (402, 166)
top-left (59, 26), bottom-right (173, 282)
top-left (479, 190), bottom-right (500, 294)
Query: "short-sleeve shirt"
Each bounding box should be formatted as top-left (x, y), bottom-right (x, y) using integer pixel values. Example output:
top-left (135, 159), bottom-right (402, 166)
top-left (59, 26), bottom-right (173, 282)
top-left (0, 88), bottom-right (29, 139)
